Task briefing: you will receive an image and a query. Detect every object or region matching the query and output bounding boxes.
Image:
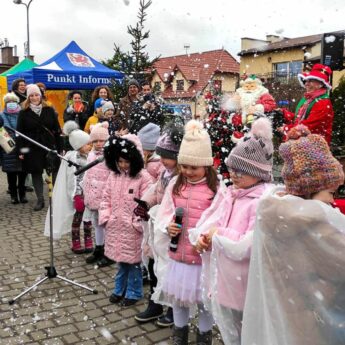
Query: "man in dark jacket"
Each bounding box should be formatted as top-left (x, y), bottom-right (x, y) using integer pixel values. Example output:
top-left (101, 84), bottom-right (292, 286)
top-left (129, 81), bottom-right (164, 134)
top-left (115, 79), bottom-right (140, 129)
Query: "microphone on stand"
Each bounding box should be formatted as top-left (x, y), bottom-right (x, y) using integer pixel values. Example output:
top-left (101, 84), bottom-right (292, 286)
top-left (74, 156), bottom-right (104, 176)
top-left (169, 207), bottom-right (184, 252)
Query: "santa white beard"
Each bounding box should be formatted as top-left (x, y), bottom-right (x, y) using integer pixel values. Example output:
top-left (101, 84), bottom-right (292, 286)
top-left (237, 86), bottom-right (269, 122)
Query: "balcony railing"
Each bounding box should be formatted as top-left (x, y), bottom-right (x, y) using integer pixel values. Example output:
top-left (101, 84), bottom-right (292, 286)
top-left (256, 71), bottom-right (301, 84)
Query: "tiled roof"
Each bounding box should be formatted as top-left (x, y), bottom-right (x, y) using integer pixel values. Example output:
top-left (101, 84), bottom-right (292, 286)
top-left (238, 33), bottom-right (323, 56)
top-left (152, 49), bottom-right (239, 99)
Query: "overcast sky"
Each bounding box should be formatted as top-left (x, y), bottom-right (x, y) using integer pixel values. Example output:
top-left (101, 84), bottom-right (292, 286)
top-left (1, 0), bottom-right (345, 66)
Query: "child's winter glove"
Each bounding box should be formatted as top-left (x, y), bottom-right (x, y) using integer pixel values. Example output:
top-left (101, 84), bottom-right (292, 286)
top-left (74, 195), bottom-right (85, 212)
top-left (134, 201), bottom-right (150, 221)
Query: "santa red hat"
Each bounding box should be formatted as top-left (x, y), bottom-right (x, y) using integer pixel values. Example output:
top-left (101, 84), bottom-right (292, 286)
top-left (297, 64), bottom-right (332, 90)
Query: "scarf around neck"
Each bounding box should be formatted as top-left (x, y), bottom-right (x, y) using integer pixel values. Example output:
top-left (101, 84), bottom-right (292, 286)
top-left (30, 103), bottom-right (43, 116)
top-left (297, 88), bottom-right (327, 121)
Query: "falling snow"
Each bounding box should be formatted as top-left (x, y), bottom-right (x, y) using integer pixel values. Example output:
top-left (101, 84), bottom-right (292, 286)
top-left (325, 35), bottom-right (336, 43)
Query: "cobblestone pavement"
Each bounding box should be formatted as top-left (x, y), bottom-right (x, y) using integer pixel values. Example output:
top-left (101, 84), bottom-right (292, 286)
top-left (0, 173), bottom-right (224, 345)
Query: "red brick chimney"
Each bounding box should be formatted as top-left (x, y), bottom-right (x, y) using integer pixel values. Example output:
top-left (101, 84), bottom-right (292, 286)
top-left (1, 46), bottom-right (19, 65)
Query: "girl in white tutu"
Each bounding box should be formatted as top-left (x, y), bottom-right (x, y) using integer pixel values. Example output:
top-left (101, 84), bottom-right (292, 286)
top-left (154, 120), bottom-right (219, 344)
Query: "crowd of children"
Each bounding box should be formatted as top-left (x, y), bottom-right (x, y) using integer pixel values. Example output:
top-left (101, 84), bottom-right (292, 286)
top-left (2, 78), bottom-right (345, 344)
top-left (44, 106), bottom-right (345, 345)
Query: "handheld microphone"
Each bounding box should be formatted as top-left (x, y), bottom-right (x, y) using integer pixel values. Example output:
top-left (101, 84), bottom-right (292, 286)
top-left (74, 156), bottom-right (104, 176)
top-left (169, 207), bottom-right (184, 252)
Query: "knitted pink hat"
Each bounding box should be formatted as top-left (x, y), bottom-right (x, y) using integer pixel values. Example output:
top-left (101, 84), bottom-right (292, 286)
top-left (279, 125), bottom-right (344, 195)
top-left (89, 122), bottom-right (109, 142)
top-left (26, 84), bottom-right (41, 97)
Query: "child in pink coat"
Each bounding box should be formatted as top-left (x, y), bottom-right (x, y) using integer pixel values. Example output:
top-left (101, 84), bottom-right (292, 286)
top-left (99, 133), bottom-right (152, 307)
top-left (82, 122), bottom-right (112, 266)
top-left (154, 120), bottom-right (219, 344)
top-left (192, 117), bottom-right (274, 345)
top-left (134, 122), bottom-right (183, 326)
top-left (138, 123), bottom-right (163, 182)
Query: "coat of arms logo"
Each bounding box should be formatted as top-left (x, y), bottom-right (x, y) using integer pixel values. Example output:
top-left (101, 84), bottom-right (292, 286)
top-left (67, 53), bottom-right (95, 67)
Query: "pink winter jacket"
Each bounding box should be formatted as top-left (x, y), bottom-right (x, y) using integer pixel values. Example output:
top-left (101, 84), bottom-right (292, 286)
top-left (142, 169), bottom-right (175, 207)
top-left (83, 150), bottom-right (110, 210)
top-left (145, 153), bottom-right (164, 182)
top-left (169, 179), bottom-right (215, 265)
top-left (98, 170), bottom-right (153, 263)
top-left (210, 183), bottom-right (270, 311)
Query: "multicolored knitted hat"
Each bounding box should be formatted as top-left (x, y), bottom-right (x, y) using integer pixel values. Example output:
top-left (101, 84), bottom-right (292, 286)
top-left (227, 117), bottom-right (274, 182)
top-left (279, 125), bottom-right (344, 196)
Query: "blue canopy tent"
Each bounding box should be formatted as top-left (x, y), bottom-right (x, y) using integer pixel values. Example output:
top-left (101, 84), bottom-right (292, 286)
top-left (7, 41), bottom-right (124, 90)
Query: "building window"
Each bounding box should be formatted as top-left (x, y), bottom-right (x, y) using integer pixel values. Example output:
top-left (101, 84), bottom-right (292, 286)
top-left (273, 61), bottom-right (303, 77)
top-left (176, 79), bottom-right (184, 91)
top-left (213, 80), bottom-right (222, 92)
top-left (154, 81), bottom-right (161, 92)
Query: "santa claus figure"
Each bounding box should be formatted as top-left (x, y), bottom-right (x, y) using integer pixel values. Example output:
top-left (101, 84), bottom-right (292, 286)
top-left (224, 75), bottom-right (276, 142)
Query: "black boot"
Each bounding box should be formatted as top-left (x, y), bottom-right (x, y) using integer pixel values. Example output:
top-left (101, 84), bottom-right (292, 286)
top-left (33, 198), bottom-right (45, 211)
top-left (196, 329), bottom-right (213, 345)
top-left (157, 307), bottom-right (174, 327)
top-left (18, 190), bottom-right (28, 204)
top-left (172, 325), bottom-right (189, 345)
top-left (85, 245), bottom-right (104, 264)
top-left (11, 194), bottom-right (19, 204)
top-left (10, 187), bottom-right (19, 204)
top-left (97, 255), bottom-right (115, 267)
top-left (135, 298), bottom-right (164, 323)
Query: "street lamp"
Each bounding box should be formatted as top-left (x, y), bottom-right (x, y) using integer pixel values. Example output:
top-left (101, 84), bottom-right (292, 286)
top-left (13, 0), bottom-right (34, 58)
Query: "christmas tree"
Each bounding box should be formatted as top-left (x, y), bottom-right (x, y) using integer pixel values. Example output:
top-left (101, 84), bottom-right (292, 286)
top-left (204, 83), bottom-right (235, 185)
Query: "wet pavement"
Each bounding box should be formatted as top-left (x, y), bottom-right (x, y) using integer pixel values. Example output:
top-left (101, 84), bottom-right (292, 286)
top-left (0, 172), bottom-right (224, 344)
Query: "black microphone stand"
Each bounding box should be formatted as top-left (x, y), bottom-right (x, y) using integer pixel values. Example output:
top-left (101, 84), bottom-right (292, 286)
top-left (5, 126), bottom-right (98, 305)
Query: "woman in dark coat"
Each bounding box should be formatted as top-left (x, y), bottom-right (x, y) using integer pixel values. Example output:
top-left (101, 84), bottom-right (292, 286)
top-left (63, 90), bottom-right (90, 131)
top-left (16, 84), bottom-right (62, 211)
top-left (11, 78), bottom-right (27, 108)
top-left (0, 92), bottom-right (27, 204)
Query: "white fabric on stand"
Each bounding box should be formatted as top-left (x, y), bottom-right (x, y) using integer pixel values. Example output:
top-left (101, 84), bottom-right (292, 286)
top-left (44, 151), bottom-right (77, 240)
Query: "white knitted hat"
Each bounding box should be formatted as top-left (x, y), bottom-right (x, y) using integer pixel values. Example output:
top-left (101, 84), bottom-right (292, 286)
top-left (3, 92), bottom-right (20, 104)
top-left (178, 120), bottom-right (213, 166)
top-left (63, 121), bottom-right (90, 150)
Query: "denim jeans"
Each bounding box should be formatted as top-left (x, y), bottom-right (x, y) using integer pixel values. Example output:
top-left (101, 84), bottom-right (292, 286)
top-left (114, 262), bottom-right (143, 300)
